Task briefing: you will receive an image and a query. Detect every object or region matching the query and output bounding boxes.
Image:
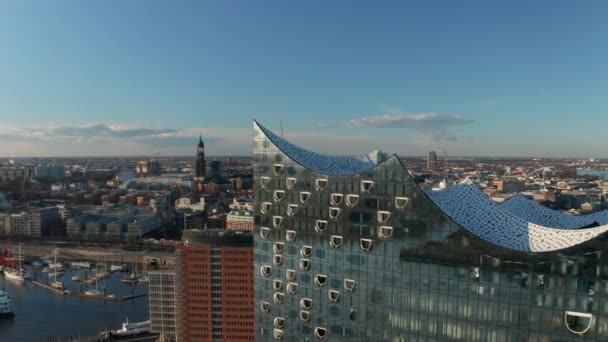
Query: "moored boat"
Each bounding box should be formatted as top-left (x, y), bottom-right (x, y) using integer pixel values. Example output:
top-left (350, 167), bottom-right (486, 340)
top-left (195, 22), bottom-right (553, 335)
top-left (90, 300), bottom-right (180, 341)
top-left (110, 318), bottom-right (150, 337)
top-left (0, 290), bottom-right (15, 319)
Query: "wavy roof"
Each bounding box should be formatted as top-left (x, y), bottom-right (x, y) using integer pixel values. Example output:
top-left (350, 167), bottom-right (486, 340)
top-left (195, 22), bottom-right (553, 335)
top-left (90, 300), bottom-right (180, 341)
top-left (255, 121), bottom-right (377, 175)
top-left (501, 194), bottom-right (608, 229)
top-left (424, 185), bottom-right (608, 252)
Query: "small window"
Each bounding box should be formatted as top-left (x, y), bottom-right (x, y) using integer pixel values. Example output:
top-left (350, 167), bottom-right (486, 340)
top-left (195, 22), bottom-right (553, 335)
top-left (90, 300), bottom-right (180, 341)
top-left (260, 227), bottom-right (271, 240)
top-left (273, 242), bottom-right (285, 254)
top-left (260, 265), bottom-right (272, 277)
top-left (260, 301), bottom-right (270, 312)
top-left (315, 220), bottom-right (328, 232)
top-left (261, 202), bottom-right (272, 214)
top-left (273, 292), bottom-right (285, 304)
top-left (300, 259), bottom-right (311, 271)
top-left (287, 204), bottom-right (298, 216)
top-left (328, 290), bottom-right (340, 303)
top-left (273, 254), bottom-right (283, 266)
top-left (300, 191), bottom-right (311, 203)
top-left (260, 176), bottom-right (271, 188)
top-left (329, 207), bottom-right (341, 220)
top-left (330, 193), bottom-right (343, 206)
top-left (273, 216), bottom-right (283, 228)
top-left (287, 282), bottom-right (299, 294)
top-left (286, 177), bottom-right (297, 189)
top-left (314, 327), bottom-right (327, 340)
top-left (274, 317), bottom-right (286, 329)
top-left (285, 230), bottom-right (296, 242)
top-left (330, 235), bottom-right (343, 248)
top-left (273, 328), bottom-right (284, 340)
top-left (346, 194), bottom-right (359, 207)
top-left (300, 298), bottom-right (312, 310)
top-left (344, 279), bottom-right (356, 292)
top-left (378, 226), bottom-right (393, 239)
top-left (273, 279), bottom-right (284, 291)
top-left (286, 269), bottom-right (297, 282)
top-left (377, 211), bottom-right (390, 223)
top-left (361, 180), bottom-right (374, 192)
top-left (564, 311), bottom-right (594, 336)
top-left (315, 178), bottom-right (328, 191)
top-left (273, 190), bottom-right (285, 202)
top-left (273, 164), bottom-right (284, 176)
top-left (299, 310), bottom-right (311, 322)
top-left (300, 245), bottom-right (312, 258)
top-left (315, 274), bottom-right (327, 287)
top-left (360, 238), bottom-right (373, 252)
top-left (395, 196), bottom-right (409, 209)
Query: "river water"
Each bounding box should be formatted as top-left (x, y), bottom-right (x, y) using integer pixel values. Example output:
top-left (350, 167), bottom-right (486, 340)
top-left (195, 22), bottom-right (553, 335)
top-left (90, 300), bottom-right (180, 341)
top-left (0, 265), bottom-right (149, 341)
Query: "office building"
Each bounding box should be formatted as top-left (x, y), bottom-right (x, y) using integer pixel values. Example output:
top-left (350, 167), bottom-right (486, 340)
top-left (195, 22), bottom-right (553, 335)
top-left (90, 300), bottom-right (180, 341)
top-left (428, 150), bottom-right (438, 170)
top-left (253, 120), bottom-right (608, 341)
top-left (226, 199), bottom-right (254, 231)
top-left (176, 229), bottom-right (254, 341)
top-left (149, 270), bottom-right (178, 342)
top-left (136, 160), bottom-right (162, 176)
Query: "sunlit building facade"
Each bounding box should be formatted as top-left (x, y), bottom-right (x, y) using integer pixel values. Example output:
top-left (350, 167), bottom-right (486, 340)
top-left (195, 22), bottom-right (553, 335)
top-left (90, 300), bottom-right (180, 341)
top-left (253, 120), bottom-right (608, 341)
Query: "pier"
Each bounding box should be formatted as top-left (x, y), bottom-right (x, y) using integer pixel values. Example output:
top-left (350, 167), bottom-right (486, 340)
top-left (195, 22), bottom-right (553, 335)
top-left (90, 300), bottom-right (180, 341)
top-left (31, 280), bottom-right (146, 301)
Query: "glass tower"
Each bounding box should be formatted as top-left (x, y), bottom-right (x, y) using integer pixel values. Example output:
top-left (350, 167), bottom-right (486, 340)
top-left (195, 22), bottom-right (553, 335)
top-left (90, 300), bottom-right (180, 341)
top-left (253, 120), bottom-right (608, 341)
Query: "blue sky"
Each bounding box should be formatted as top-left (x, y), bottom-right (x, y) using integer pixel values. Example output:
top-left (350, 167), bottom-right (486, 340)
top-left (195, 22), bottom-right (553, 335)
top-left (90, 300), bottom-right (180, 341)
top-left (1, 0), bottom-right (607, 157)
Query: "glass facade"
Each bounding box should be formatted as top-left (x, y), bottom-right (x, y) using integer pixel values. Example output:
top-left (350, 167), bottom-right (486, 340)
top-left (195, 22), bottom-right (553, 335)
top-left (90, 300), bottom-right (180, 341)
top-left (253, 121), bottom-right (608, 341)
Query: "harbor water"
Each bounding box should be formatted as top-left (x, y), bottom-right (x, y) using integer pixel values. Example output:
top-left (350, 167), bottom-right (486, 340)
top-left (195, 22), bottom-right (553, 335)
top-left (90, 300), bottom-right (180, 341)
top-left (0, 265), bottom-right (149, 341)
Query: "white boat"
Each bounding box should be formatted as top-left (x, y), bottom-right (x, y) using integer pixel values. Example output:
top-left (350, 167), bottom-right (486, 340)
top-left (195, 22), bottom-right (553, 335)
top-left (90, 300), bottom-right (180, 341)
top-left (110, 264), bottom-right (126, 272)
top-left (4, 268), bottom-right (26, 283)
top-left (31, 260), bottom-right (43, 267)
top-left (70, 261), bottom-right (91, 269)
top-left (0, 290), bottom-right (15, 319)
top-left (41, 267), bottom-right (50, 273)
top-left (50, 249), bottom-right (65, 292)
top-left (51, 281), bottom-right (65, 292)
top-left (84, 288), bottom-right (103, 296)
top-left (47, 270), bottom-right (64, 278)
top-left (110, 318), bottom-right (150, 337)
top-left (48, 262), bottom-right (65, 271)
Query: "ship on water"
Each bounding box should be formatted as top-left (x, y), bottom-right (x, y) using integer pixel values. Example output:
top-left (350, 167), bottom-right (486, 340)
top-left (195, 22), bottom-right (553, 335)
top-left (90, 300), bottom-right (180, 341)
top-left (3, 244), bottom-right (30, 283)
top-left (109, 318), bottom-right (151, 337)
top-left (0, 290), bottom-right (15, 319)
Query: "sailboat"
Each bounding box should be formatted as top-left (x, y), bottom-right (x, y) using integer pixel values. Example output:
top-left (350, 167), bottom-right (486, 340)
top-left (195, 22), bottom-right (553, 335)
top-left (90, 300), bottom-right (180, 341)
top-left (84, 275), bottom-right (103, 296)
top-left (4, 244), bottom-right (30, 283)
top-left (121, 262), bottom-right (139, 285)
top-left (50, 249), bottom-right (65, 292)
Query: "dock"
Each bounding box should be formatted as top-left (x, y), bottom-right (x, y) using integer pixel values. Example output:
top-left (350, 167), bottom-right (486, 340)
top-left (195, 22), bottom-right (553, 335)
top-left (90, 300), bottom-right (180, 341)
top-left (31, 280), bottom-right (146, 301)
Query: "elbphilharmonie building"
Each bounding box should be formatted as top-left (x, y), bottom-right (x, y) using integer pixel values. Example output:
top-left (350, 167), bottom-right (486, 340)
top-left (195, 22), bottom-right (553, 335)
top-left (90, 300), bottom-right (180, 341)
top-left (253, 120), bottom-right (608, 341)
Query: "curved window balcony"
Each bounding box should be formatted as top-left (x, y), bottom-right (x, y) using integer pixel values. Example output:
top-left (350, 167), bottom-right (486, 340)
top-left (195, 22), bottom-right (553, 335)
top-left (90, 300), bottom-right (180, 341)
top-left (260, 176), bottom-right (270, 188)
top-left (261, 202), bottom-right (272, 214)
top-left (315, 178), bottom-right (328, 191)
top-left (378, 226), bottom-right (393, 239)
top-left (330, 235), bottom-right (343, 248)
top-left (315, 220), bottom-right (328, 233)
top-left (299, 310), bottom-right (311, 322)
top-left (300, 245), bottom-right (312, 258)
top-left (285, 230), bottom-right (296, 242)
top-left (286, 177), bottom-right (297, 189)
top-left (274, 317), bottom-right (286, 329)
top-left (273, 279), bottom-right (284, 291)
top-left (328, 290), bottom-right (340, 303)
top-left (287, 204), bottom-right (299, 216)
top-left (314, 327), bottom-right (327, 340)
top-left (329, 207), bottom-right (341, 220)
top-left (273, 292), bottom-right (285, 304)
top-left (273, 329), bottom-right (284, 340)
top-left (272, 216), bottom-right (283, 229)
top-left (260, 227), bottom-right (271, 240)
top-left (299, 258), bottom-right (311, 271)
top-left (260, 265), bottom-right (272, 277)
top-left (346, 194), bottom-right (359, 207)
top-left (260, 301), bottom-right (270, 313)
top-left (565, 311), bottom-right (594, 336)
top-left (330, 193), bottom-right (343, 206)
top-left (300, 298), bottom-right (312, 310)
top-left (344, 279), bottom-right (356, 292)
top-left (273, 254), bottom-right (283, 266)
top-left (286, 269), bottom-right (297, 282)
top-left (273, 163), bottom-right (284, 176)
top-left (273, 190), bottom-right (285, 202)
top-left (395, 196), bottom-right (409, 209)
top-left (361, 180), bottom-right (374, 193)
top-left (360, 238), bottom-right (373, 252)
top-left (287, 282), bottom-right (299, 294)
top-left (315, 274), bottom-right (327, 287)
top-left (377, 210), bottom-right (390, 223)
top-left (273, 242), bottom-right (285, 254)
top-left (299, 191), bottom-right (311, 203)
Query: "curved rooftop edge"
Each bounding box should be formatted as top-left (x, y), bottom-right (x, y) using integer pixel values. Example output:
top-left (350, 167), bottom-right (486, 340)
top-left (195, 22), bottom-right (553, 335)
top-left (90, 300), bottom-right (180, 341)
top-left (500, 194), bottom-right (608, 229)
top-left (424, 184), bottom-right (608, 252)
top-left (254, 120), bottom-right (377, 175)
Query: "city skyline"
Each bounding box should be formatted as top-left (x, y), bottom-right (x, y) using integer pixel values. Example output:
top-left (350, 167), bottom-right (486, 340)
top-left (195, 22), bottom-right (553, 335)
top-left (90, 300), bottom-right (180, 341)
top-left (2, 1), bottom-right (608, 157)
